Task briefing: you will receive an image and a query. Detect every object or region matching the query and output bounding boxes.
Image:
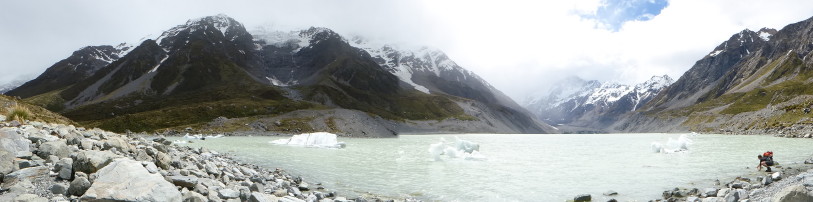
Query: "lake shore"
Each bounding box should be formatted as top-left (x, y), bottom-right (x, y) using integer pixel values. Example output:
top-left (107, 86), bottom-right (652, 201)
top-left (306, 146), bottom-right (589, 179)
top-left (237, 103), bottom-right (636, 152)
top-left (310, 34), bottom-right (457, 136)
top-left (0, 121), bottom-right (414, 202)
top-left (649, 142), bottom-right (813, 201)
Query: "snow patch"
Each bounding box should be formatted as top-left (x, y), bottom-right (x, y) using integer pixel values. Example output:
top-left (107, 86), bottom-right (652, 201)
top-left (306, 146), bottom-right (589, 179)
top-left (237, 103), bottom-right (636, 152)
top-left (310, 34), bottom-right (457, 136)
top-left (709, 50), bottom-right (724, 57)
top-left (758, 31), bottom-right (772, 41)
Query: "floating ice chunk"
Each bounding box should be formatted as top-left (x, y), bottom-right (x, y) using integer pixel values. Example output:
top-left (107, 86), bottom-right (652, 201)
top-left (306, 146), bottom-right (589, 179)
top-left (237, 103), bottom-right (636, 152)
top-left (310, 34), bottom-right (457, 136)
top-left (428, 137), bottom-right (486, 161)
top-left (184, 133), bottom-right (203, 140)
top-left (270, 132), bottom-right (346, 149)
top-left (651, 134), bottom-right (693, 153)
top-left (205, 134), bottom-right (224, 139)
top-left (173, 140), bottom-right (189, 144)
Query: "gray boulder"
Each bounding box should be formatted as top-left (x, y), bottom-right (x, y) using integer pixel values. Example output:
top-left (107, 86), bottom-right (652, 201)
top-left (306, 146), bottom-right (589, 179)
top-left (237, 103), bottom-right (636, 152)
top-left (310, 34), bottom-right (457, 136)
top-left (81, 158), bottom-right (182, 201)
top-left (13, 194), bottom-right (48, 202)
top-left (772, 172), bottom-right (783, 181)
top-left (703, 188), bottom-right (718, 197)
top-left (73, 150), bottom-right (121, 174)
top-left (4, 166), bottom-right (49, 184)
top-left (0, 128), bottom-right (31, 174)
top-left (219, 188), bottom-right (240, 199)
top-left (250, 183), bottom-right (265, 192)
top-left (183, 191), bottom-right (207, 202)
top-left (763, 175), bottom-right (773, 185)
top-left (67, 177), bottom-right (91, 196)
top-left (102, 136), bottom-right (132, 153)
top-left (249, 192), bottom-right (279, 202)
top-left (574, 194), bottom-right (591, 202)
top-left (170, 176), bottom-right (199, 189)
top-left (155, 152), bottom-right (172, 170)
top-left (49, 183), bottom-right (68, 195)
top-left (56, 158), bottom-right (73, 180)
top-left (772, 185), bottom-right (813, 202)
top-left (804, 158), bottom-right (813, 164)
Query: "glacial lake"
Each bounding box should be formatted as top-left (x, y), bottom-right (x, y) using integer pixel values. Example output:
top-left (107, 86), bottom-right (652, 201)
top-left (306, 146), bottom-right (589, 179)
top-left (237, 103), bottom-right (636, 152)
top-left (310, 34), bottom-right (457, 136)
top-left (170, 133), bottom-right (813, 201)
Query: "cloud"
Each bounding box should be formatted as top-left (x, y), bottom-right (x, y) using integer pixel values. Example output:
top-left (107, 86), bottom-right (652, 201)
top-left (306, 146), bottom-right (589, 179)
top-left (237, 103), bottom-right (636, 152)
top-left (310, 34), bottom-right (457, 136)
top-left (1, 0), bottom-right (813, 103)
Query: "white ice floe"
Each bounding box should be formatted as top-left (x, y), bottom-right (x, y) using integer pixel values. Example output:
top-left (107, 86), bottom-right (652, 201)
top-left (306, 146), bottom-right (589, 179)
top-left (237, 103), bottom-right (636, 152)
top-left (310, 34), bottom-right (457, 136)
top-left (270, 132), bottom-right (346, 149)
top-left (183, 133), bottom-right (224, 140)
top-left (429, 137), bottom-right (486, 161)
top-left (651, 134), bottom-right (693, 153)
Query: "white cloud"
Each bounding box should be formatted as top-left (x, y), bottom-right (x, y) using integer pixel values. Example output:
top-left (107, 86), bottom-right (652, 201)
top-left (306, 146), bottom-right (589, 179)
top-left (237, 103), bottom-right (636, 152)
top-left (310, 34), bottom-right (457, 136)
top-left (1, 0), bottom-right (812, 103)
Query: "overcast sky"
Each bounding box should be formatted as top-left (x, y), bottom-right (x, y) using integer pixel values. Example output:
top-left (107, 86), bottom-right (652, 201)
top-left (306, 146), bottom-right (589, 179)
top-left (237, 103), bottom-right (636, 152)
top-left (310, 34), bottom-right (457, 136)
top-left (2, 0), bottom-right (813, 102)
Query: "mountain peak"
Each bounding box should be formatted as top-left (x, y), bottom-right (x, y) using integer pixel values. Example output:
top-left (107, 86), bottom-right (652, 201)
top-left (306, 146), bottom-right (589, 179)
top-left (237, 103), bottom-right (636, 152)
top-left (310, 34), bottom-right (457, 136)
top-left (156, 14), bottom-right (249, 47)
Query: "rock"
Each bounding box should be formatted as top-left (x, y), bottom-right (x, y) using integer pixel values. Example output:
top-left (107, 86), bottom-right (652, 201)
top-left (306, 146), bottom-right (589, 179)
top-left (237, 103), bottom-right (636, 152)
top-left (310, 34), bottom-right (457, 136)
top-left (763, 175), bottom-right (773, 185)
top-left (805, 158), bottom-right (813, 164)
top-left (67, 177), bottom-right (91, 196)
top-left (183, 190), bottom-right (207, 202)
top-left (686, 197), bottom-right (700, 202)
top-left (170, 176), bottom-right (199, 189)
top-left (102, 136), bottom-right (132, 153)
top-left (772, 172), bottom-right (782, 181)
top-left (72, 150), bottom-right (121, 174)
top-left (703, 188), bottom-right (718, 197)
top-left (4, 166), bottom-right (49, 184)
top-left (134, 150), bottom-right (154, 162)
top-left (155, 152), bottom-right (172, 170)
top-left (17, 151), bottom-right (33, 160)
top-left (272, 189), bottom-right (287, 197)
top-left (603, 190), bottom-right (618, 196)
top-left (298, 182), bottom-right (309, 191)
top-left (574, 194), bottom-right (591, 202)
top-left (772, 185), bottom-right (813, 202)
top-left (17, 160), bottom-right (38, 169)
top-left (13, 194), bottom-right (48, 202)
top-left (281, 196), bottom-right (306, 202)
top-left (0, 128), bottom-right (32, 174)
top-left (79, 140), bottom-right (95, 150)
top-left (249, 192), bottom-right (278, 202)
top-left (143, 162), bottom-right (160, 174)
top-left (36, 139), bottom-right (70, 159)
top-left (49, 183), bottom-right (68, 195)
top-left (56, 158), bottom-right (73, 180)
top-left (251, 183), bottom-right (265, 192)
top-left (81, 159), bottom-right (182, 201)
top-left (218, 188), bottom-right (240, 199)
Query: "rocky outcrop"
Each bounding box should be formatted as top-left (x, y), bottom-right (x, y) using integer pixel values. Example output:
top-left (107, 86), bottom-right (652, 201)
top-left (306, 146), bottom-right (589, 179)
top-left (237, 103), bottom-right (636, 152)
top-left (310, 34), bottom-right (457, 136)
top-left (81, 158), bottom-right (182, 201)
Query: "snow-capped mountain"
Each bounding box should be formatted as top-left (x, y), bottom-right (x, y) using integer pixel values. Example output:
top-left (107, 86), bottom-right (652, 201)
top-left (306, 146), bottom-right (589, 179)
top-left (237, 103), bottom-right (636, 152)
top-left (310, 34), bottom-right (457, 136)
top-left (0, 79), bottom-right (29, 94)
top-left (8, 14), bottom-right (554, 134)
top-left (524, 75), bottom-right (673, 130)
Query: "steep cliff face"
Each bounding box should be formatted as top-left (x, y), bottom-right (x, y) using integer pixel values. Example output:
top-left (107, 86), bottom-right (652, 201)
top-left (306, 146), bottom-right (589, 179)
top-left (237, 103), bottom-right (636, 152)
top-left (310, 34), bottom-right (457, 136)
top-left (614, 16), bottom-right (813, 134)
top-left (7, 14), bottom-right (555, 135)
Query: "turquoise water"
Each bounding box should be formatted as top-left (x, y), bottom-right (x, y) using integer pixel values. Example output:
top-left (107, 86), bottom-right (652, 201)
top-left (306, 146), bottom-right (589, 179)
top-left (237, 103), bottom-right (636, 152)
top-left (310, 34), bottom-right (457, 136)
top-left (171, 133), bottom-right (813, 201)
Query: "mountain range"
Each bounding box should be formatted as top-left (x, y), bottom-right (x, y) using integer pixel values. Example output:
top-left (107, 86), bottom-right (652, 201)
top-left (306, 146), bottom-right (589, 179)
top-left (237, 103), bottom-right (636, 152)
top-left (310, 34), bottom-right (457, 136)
top-left (523, 75), bottom-right (673, 133)
top-left (611, 16), bottom-right (813, 135)
top-left (5, 14), bottom-right (555, 136)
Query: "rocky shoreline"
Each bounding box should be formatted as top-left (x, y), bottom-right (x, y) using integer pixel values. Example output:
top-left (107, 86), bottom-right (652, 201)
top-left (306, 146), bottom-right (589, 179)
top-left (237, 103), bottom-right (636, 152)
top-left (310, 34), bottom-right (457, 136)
top-left (0, 120), bottom-right (413, 202)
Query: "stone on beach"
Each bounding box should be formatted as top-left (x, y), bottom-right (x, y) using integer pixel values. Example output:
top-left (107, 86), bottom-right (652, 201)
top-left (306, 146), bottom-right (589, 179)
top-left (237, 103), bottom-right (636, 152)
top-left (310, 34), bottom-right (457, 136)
top-left (574, 194), bottom-right (591, 202)
top-left (72, 150), bottom-right (121, 174)
top-left (67, 176), bottom-right (91, 196)
top-left (772, 185), bottom-right (813, 202)
top-left (81, 158), bottom-right (182, 201)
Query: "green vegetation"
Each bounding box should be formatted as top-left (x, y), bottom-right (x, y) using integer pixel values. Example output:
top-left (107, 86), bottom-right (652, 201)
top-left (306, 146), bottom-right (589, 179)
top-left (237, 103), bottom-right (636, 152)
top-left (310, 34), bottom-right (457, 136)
top-left (6, 104), bottom-right (31, 122)
top-left (0, 95), bottom-right (75, 125)
top-left (304, 84), bottom-right (466, 121)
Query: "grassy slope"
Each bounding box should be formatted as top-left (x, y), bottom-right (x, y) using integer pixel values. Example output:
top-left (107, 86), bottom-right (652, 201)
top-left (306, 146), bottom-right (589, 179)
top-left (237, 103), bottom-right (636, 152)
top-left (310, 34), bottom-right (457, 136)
top-left (664, 53), bottom-right (813, 131)
top-left (0, 94), bottom-right (75, 125)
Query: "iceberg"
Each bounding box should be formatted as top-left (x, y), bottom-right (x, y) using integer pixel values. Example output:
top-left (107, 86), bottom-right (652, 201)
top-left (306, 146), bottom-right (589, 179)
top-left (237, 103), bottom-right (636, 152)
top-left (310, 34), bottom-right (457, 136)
top-left (428, 137), bottom-right (486, 161)
top-left (651, 134), bottom-right (693, 153)
top-left (270, 132), bottom-right (346, 149)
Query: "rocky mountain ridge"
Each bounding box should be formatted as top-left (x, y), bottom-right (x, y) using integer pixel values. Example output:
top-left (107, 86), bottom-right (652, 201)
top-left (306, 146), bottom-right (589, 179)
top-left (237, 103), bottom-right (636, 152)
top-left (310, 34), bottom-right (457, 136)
top-left (6, 14), bottom-right (554, 135)
top-left (612, 16), bottom-right (813, 134)
top-left (523, 75), bottom-right (672, 132)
